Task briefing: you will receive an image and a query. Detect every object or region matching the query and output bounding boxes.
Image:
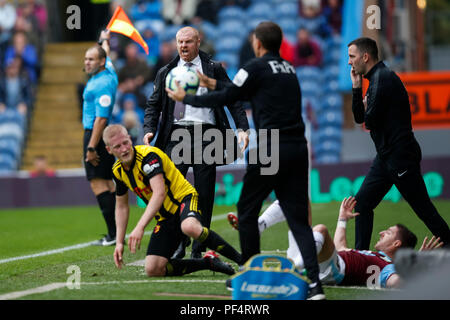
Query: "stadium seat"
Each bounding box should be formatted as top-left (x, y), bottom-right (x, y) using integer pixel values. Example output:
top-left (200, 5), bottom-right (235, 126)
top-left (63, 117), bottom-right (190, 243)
top-left (317, 126), bottom-right (342, 143)
top-left (324, 65), bottom-right (340, 82)
top-left (0, 153), bottom-right (17, 170)
top-left (247, 2), bottom-right (274, 20)
top-left (274, 1), bottom-right (298, 19)
top-left (199, 21), bottom-right (218, 42)
top-left (158, 24), bottom-right (181, 42)
top-left (324, 47), bottom-right (341, 65)
top-left (326, 79), bottom-right (340, 94)
top-left (0, 138), bottom-right (21, 159)
top-left (0, 122), bottom-right (24, 142)
top-left (214, 52), bottom-right (239, 69)
top-left (215, 36), bottom-right (243, 54)
top-left (0, 109), bottom-right (25, 127)
top-left (217, 20), bottom-right (247, 39)
top-left (130, 1), bottom-right (161, 21)
top-left (315, 153), bottom-right (340, 164)
top-left (323, 93), bottom-right (343, 110)
top-left (317, 110), bottom-right (343, 127)
top-left (218, 6), bottom-right (246, 23)
top-left (296, 66), bottom-right (321, 82)
top-left (299, 80), bottom-right (322, 97)
top-left (277, 18), bottom-right (299, 37)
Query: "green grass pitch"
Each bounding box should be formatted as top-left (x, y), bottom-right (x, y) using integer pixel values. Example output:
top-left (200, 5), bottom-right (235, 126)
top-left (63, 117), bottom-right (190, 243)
top-left (0, 200), bottom-right (449, 300)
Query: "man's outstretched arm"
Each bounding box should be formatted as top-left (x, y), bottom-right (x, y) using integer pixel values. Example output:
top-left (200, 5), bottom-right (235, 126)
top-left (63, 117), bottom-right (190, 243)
top-left (333, 197), bottom-right (360, 251)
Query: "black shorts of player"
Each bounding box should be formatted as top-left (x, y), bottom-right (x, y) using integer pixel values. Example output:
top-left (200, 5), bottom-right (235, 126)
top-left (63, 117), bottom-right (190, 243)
top-left (83, 129), bottom-right (115, 181)
top-left (146, 193), bottom-right (202, 258)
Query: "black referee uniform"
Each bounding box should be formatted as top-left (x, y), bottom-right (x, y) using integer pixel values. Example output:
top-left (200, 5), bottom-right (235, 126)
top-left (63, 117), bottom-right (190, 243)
top-left (183, 52), bottom-right (321, 286)
top-left (352, 61), bottom-right (450, 249)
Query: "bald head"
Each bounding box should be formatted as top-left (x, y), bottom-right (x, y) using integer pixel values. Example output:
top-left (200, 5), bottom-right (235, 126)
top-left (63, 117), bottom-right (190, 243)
top-left (176, 27), bottom-right (200, 62)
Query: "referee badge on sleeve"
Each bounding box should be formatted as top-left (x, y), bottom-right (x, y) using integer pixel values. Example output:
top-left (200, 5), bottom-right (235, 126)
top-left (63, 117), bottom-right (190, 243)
top-left (99, 95), bottom-right (112, 107)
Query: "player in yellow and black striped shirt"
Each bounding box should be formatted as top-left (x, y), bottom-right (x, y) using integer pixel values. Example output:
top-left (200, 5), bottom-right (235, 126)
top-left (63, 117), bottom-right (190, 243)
top-left (103, 124), bottom-right (241, 277)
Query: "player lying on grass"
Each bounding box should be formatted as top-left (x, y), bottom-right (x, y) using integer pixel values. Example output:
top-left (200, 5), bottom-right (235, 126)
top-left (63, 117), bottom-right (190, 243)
top-left (227, 197), bottom-right (443, 288)
top-left (103, 124), bottom-right (242, 277)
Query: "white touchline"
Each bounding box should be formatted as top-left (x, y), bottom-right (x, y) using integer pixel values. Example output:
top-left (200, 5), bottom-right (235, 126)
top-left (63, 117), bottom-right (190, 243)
top-left (0, 210), bottom-right (245, 265)
top-left (0, 204), bottom-right (276, 265)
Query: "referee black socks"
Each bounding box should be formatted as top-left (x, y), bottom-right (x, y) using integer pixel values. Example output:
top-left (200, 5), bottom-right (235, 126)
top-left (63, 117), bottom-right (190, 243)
top-left (96, 191), bottom-right (116, 238)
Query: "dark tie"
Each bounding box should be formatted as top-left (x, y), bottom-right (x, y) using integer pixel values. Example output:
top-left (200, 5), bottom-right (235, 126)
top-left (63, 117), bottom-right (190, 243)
top-left (173, 62), bottom-right (193, 120)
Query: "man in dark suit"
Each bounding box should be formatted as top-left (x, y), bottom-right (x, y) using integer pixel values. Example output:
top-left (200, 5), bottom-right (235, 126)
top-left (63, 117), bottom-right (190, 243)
top-left (143, 26), bottom-right (250, 259)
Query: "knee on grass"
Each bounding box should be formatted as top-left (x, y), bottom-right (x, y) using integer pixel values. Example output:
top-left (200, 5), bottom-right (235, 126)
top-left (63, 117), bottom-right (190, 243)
top-left (145, 257), bottom-right (167, 277)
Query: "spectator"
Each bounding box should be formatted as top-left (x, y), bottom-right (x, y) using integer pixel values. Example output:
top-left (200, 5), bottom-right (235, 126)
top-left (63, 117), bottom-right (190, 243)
top-left (299, 0), bottom-right (331, 38)
top-left (118, 43), bottom-right (152, 87)
top-left (139, 24), bottom-right (160, 66)
top-left (17, 0), bottom-right (47, 33)
top-left (0, 57), bottom-right (32, 116)
top-left (30, 155), bottom-right (55, 178)
top-left (0, 0), bottom-right (16, 48)
top-left (150, 40), bottom-right (177, 81)
top-left (4, 32), bottom-right (39, 84)
top-left (117, 93), bottom-right (145, 124)
top-left (293, 28), bottom-right (322, 67)
top-left (162, 0), bottom-right (199, 25)
top-left (238, 31), bottom-right (254, 68)
top-left (219, 0), bottom-right (250, 9)
top-left (15, 0), bottom-right (45, 58)
top-left (322, 0), bottom-right (342, 34)
top-left (300, 0), bottom-right (322, 18)
top-left (195, 0), bottom-right (219, 24)
top-left (122, 110), bottom-right (143, 145)
top-left (198, 29), bottom-right (215, 57)
top-left (280, 37), bottom-right (294, 64)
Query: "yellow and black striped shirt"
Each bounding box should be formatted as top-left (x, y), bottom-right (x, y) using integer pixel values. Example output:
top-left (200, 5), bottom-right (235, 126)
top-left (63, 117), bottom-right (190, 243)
top-left (112, 145), bottom-right (198, 221)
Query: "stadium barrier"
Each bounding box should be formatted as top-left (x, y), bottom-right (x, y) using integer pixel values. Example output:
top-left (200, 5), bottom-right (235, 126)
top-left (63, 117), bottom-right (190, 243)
top-left (1, 156), bottom-right (450, 208)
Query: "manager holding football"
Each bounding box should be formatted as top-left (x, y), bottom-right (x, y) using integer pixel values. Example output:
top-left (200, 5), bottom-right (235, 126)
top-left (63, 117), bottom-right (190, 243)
top-left (348, 37), bottom-right (450, 250)
top-left (167, 21), bottom-right (325, 300)
top-left (82, 30), bottom-right (118, 246)
top-left (143, 26), bottom-right (249, 259)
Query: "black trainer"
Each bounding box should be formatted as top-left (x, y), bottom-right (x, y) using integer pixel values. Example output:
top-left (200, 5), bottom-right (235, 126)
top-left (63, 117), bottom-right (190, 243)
top-left (307, 282), bottom-right (326, 300)
top-left (171, 236), bottom-right (191, 259)
top-left (204, 251), bottom-right (235, 276)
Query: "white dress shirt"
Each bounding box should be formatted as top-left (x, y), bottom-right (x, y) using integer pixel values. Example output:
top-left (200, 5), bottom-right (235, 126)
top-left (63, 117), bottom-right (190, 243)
top-left (175, 55), bottom-right (216, 126)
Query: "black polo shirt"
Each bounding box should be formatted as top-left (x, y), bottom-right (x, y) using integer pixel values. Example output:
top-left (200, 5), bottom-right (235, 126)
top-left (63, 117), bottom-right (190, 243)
top-left (183, 52), bottom-right (306, 144)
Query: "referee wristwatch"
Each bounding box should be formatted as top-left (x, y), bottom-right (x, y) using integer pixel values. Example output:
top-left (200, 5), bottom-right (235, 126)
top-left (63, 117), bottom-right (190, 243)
top-left (87, 147), bottom-right (96, 153)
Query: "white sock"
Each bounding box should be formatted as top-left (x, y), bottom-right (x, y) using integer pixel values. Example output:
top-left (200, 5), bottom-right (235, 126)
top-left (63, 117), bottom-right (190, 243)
top-left (287, 230), bottom-right (325, 270)
top-left (313, 231), bottom-right (324, 254)
top-left (258, 200), bottom-right (286, 233)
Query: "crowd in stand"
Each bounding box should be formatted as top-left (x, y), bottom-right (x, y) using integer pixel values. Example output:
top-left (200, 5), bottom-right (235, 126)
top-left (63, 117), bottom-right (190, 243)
top-left (0, 0), bottom-right (47, 173)
top-left (106, 0), bottom-right (343, 164)
top-left (0, 0), bottom-right (344, 173)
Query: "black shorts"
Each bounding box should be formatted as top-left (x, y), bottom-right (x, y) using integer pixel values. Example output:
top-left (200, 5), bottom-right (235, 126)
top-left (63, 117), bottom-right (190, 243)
top-left (147, 193), bottom-right (202, 258)
top-left (83, 130), bottom-right (116, 181)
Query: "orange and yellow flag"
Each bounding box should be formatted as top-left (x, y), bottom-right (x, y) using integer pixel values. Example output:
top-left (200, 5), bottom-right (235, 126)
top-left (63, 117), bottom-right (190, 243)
top-left (106, 6), bottom-right (149, 55)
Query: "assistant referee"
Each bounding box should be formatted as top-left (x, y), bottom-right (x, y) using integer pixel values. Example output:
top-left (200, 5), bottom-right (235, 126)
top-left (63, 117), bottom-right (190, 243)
top-left (348, 37), bottom-right (450, 250)
top-left (167, 21), bottom-right (325, 300)
top-left (82, 30), bottom-right (118, 246)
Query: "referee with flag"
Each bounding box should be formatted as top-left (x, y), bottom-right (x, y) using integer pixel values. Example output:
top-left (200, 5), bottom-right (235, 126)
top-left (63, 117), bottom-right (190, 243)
top-left (82, 29), bottom-right (118, 246)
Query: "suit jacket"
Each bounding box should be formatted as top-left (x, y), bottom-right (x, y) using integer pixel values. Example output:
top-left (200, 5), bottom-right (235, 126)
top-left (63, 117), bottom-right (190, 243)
top-left (143, 50), bottom-right (249, 165)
